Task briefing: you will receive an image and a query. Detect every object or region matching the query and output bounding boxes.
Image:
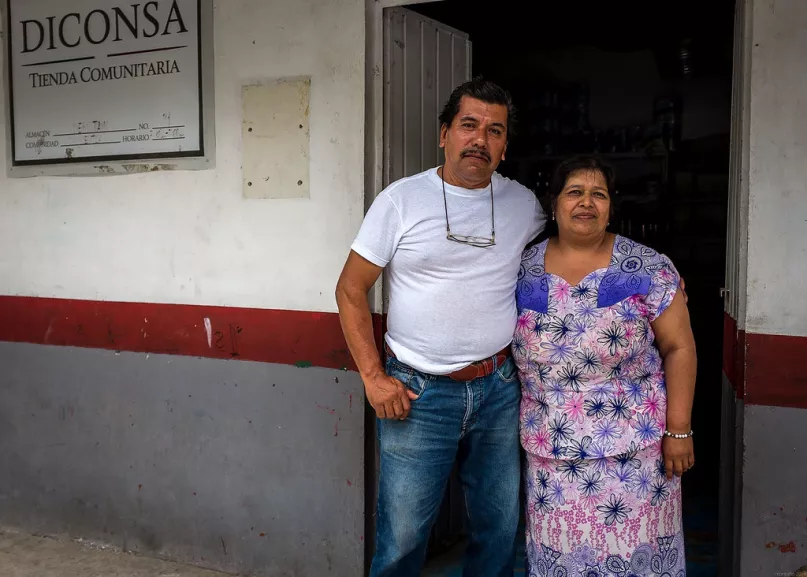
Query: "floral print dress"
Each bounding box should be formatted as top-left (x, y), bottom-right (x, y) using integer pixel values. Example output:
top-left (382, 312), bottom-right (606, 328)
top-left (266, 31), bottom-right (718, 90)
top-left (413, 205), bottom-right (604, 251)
top-left (514, 235), bottom-right (685, 577)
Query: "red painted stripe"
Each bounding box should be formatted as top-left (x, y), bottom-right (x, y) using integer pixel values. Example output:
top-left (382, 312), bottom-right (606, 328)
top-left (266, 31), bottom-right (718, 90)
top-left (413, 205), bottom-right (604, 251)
top-left (723, 311), bottom-right (807, 408)
top-left (745, 332), bottom-right (807, 409)
top-left (0, 296), bottom-right (356, 371)
top-left (373, 314), bottom-right (388, 361)
top-left (722, 311), bottom-right (746, 399)
top-left (722, 312), bottom-right (738, 389)
top-left (735, 328), bottom-right (746, 400)
top-left (1, 296), bottom-right (805, 407)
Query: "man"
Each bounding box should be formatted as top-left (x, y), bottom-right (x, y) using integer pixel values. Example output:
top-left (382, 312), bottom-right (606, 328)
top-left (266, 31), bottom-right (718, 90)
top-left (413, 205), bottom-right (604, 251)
top-left (336, 78), bottom-right (546, 577)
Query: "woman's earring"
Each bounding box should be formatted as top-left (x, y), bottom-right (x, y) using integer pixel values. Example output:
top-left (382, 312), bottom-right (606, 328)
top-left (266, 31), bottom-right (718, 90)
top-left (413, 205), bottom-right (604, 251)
top-left (552, 212), bottom-right (555, 221)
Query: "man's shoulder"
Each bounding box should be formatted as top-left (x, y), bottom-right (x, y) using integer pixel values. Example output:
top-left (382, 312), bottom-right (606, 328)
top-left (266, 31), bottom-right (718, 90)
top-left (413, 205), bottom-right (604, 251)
top-left (383, 168), bottom-right (436, 198)
top-left (495, 173), bottom-right (536, 200)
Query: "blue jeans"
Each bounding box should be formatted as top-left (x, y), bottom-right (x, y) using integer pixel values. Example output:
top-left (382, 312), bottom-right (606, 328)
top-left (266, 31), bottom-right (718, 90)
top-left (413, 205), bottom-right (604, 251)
top-left (370, 354), bottom-right (521, 577)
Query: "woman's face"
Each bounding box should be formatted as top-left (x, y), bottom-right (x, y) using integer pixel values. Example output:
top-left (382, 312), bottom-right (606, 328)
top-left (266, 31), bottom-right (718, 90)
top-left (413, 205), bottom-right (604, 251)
top-left (554, 169), bottom-right (611, 239)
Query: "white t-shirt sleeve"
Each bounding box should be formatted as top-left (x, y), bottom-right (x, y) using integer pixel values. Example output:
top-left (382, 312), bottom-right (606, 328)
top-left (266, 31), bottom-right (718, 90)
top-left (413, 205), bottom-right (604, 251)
top-left (528, 195), bottom-right (548, 242)
top-left (350, 191), bottom-right (404, 268)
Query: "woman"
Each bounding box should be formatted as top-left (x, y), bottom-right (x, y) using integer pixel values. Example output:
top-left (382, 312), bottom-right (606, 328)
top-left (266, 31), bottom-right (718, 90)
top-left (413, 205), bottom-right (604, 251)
top-left (514, 156), bottom-right (696, 576)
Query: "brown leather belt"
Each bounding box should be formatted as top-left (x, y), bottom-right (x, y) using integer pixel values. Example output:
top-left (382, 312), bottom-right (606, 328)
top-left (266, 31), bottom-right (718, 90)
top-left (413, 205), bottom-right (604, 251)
top-left (385, 343), bottom-right (511, 382)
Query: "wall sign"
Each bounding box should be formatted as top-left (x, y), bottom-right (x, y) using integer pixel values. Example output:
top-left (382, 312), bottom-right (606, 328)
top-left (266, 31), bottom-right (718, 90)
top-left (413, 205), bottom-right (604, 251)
top-left (5, 0), bottom-right (205, 166)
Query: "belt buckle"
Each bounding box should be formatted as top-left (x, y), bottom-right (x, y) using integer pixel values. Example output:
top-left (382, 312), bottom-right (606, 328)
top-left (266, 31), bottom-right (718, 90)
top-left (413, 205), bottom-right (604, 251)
top-left (466, 359), bottom-right (488, 381)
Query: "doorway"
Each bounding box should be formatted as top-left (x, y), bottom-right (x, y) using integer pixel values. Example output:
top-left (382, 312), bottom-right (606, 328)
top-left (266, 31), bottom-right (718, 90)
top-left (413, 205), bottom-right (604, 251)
top-left (366, 0), bottom-right (737, 574)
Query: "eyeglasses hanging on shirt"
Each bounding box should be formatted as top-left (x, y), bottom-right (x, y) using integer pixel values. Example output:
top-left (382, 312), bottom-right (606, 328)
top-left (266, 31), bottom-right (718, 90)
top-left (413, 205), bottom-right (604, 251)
top-left (441, 166), bottom-right (496, 248)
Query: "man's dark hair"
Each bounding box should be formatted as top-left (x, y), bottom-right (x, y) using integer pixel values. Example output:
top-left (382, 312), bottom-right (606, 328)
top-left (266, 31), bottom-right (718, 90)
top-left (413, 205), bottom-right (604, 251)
top-left (438, 77), bottom-right (517, 138)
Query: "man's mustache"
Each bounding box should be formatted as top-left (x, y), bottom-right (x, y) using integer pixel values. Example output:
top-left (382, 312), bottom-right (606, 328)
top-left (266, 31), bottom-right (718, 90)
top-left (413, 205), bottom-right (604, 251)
top-left (461, 149), bottom-right (491, 162)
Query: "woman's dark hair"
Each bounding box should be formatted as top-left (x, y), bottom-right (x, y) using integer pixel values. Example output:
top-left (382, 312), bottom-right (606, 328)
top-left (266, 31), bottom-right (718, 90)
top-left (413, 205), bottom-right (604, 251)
top-left (531, 155), bottom-right (617, 245)
top-left (547, 155), bottom-right (616, 212)
top-left (438, 77), bottom-right (517, 138)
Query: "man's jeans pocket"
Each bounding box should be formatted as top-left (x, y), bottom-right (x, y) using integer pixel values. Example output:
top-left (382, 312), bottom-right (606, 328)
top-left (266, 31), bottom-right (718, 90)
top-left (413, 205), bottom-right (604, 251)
top-left (495, 356), bottom-right (519, 383)
top-left (386, 357), bottom-right (430, 397)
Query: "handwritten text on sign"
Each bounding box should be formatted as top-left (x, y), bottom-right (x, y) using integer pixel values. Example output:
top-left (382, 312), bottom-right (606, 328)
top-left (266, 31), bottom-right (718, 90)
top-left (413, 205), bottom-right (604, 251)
top-left (7, 0), bottom-right (203, 164)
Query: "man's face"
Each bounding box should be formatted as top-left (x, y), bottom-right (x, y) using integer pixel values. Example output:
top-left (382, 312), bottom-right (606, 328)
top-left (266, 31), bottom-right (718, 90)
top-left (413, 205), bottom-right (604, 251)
top-left (440, 96), bottom-right (508, 185)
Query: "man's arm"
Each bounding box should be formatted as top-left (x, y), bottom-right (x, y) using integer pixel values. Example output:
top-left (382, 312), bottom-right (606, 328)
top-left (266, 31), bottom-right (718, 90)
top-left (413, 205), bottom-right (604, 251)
top-left (335, 250), bottom-right (416, 420)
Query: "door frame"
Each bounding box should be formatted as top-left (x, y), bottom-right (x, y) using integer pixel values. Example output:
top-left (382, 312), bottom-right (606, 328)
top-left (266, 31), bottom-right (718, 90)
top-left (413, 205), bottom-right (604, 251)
top-left (364, 0), bottom-right (444, 314)
top-left (363, 2), bottom-right (750, 575)
top-left (362, 3), bottom-right (455, 573)
top-left (720, 1), bottom-right (752, 574)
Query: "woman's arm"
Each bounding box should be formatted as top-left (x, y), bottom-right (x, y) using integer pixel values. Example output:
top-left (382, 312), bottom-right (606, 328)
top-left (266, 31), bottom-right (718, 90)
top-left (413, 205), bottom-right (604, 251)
top-left (651, 291), bottom-right (697, 479)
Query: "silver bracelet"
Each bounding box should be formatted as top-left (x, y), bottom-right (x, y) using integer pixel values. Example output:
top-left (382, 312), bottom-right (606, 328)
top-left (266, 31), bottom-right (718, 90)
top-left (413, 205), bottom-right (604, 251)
top-left (664, 429), bottom-right (693, 439)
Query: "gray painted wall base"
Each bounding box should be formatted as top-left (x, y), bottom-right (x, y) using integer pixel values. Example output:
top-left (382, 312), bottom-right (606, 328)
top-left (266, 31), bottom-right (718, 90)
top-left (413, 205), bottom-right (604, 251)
top-left (741, 405), bottom-right (807, 577)
top-left (0, 342), bottom-right (364, 576)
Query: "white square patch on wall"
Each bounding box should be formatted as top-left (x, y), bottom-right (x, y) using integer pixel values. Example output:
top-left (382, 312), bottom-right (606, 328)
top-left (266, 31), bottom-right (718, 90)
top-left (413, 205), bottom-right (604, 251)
top-left (242, 78), bottom-right (310, 199)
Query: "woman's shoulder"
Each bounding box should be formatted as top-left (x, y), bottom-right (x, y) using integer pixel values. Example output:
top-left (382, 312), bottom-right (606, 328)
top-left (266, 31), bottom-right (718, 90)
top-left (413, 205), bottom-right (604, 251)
top-left (610, 235), bottom-right (676, 276)
top-left (521, 237), bottom-right (549, 264)
top-left (597, 236), bottom-right (679, 311)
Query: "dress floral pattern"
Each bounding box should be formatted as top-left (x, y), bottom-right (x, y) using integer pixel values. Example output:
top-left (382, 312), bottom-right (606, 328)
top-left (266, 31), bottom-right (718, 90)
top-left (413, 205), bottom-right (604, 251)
top-left (515, 236), bottom-right (685, 576)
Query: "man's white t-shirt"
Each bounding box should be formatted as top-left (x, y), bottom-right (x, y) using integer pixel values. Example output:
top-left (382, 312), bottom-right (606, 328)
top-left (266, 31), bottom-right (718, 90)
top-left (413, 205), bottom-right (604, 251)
top-left (351, 167), bottom-right (546, 375)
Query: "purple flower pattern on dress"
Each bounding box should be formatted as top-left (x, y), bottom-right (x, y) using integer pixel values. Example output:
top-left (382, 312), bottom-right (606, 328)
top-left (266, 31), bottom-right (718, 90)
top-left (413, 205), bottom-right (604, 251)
top-left (516, 236), bottom-right (680, 460)
top-left (517, 237), bottom-right (685, 576)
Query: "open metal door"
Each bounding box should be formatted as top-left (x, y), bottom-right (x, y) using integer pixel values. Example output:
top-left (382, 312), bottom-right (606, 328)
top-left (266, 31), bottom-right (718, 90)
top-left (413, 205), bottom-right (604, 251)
top-left (719, 1), bottom-right (751, 575)
top-left (383, 7), bottom-right (472, 185)
top-left (382, 3), bottom-right (472, 558)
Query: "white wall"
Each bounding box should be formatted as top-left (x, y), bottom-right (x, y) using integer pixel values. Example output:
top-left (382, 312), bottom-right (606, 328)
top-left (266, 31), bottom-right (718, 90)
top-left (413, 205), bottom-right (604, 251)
top-left (0, 0), bottom-right (365, 313)
top-left (745, 0), bottom-right (807, 337)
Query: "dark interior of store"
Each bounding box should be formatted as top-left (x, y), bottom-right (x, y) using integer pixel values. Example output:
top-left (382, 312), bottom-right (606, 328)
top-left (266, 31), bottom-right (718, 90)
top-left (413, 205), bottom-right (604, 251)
top-left (406, 0), bottom-right (736, 574)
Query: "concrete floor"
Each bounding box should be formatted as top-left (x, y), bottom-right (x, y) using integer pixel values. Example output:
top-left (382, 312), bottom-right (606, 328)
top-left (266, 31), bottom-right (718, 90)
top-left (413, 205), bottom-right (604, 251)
top-left (0, 528), bottom-right (225, 577)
